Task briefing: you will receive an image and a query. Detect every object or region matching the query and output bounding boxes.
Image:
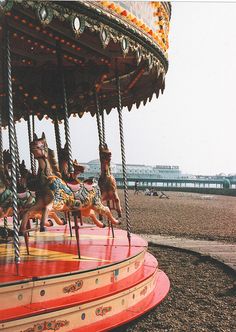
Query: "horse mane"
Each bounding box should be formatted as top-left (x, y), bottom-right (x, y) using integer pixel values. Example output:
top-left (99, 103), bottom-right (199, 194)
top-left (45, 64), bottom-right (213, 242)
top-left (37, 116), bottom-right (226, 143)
top-left (48, 148), bottom-right (62, 177)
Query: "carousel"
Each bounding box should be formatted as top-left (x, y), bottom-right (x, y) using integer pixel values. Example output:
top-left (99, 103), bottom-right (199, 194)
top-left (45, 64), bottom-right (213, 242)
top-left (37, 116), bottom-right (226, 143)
top-left (0, 1), bottom-right (171, 331)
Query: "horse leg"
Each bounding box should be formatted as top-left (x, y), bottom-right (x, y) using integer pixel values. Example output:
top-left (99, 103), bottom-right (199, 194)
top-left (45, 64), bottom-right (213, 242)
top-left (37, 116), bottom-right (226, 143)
top-left (93, 203), bottom-right (120, 226)
top-left (40, 203), bottom-right (52, 232)
top-left (114, 193), bottom-right (122, 218)
top-left (82, 209), bottom-right (106, 228)
top-left (30, 212), bottom-right (52, 227)
top-left (20, 199), bottom-right (44, 233)
top-left (49, 211), bottom-right (67, 226)
top-left (6, 207), bottom-right (12, 217)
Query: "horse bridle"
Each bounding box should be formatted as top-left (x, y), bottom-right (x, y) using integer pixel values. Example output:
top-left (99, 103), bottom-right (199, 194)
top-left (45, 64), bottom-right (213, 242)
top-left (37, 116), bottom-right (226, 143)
top-left (31, 140), bottom-right (48, 159)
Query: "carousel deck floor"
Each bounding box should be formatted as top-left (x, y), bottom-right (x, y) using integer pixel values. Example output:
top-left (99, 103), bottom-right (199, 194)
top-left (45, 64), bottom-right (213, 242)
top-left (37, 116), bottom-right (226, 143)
top-left (0, 225), bottom-right (147, 285)
top-left (0, 224), bottom-right (169, 332)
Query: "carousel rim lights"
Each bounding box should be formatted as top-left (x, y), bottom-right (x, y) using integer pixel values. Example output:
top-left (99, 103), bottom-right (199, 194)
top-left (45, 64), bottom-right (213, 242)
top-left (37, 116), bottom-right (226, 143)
top-left (0, 1), bottom-right (169, 126)
top-left (6, 0), bottom-right (169, 70)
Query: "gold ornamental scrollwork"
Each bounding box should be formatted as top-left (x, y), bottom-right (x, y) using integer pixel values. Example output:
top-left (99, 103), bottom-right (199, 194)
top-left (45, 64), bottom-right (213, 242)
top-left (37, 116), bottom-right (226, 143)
top-left (63, 279), bottom-right (83, 293)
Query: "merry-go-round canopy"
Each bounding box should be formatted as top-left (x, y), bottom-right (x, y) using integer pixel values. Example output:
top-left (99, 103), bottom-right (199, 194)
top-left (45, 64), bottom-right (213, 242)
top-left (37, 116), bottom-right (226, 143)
top-left (0, 1), bottom-right (171, 125)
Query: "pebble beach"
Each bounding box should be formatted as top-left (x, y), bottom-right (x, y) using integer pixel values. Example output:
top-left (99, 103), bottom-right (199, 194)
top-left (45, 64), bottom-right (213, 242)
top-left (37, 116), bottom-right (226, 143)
top-left (114, 190), bottom-right (236, 332)
top-left (119, 191), bottom-right (236, 242)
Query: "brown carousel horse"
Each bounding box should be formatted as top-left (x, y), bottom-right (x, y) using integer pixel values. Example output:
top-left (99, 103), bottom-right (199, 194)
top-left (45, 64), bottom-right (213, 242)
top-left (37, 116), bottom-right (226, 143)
top-left (98, 144), bottom-right (122, 218)
top-left (18, 159), bottom-right (67, 227)
top-left (0, 165), bottom-right (13, 219)
top-left (20, 133), bottom-right (120, 233)
top-left (0, 150), bottom-right (62, 228)
top-left (1, 150), bottom-right (35, 217)
top-left (59, 144), bottom-right (85, 182)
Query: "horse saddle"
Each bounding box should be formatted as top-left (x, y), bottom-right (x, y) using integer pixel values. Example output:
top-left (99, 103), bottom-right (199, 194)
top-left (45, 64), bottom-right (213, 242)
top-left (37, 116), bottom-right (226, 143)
top-left (67, 181), bottom-right (94, 192)
top-left (17, 191), bottom-right (30, 200)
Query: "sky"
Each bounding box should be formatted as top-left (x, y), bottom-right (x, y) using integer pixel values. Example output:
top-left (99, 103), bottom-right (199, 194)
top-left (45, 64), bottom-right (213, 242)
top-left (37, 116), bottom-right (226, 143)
top-left (3, 1), bottom-right (236, 176)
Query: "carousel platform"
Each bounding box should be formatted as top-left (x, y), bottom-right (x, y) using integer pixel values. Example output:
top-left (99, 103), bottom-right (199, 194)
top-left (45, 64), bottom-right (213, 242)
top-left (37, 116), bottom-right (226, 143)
top-left (0, 225), bottom-right (170, 331)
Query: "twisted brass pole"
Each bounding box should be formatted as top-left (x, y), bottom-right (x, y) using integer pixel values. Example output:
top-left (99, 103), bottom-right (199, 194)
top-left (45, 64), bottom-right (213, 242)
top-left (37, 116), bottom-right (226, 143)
top-left (0, 101), bottom-right (3, 168)
top-left (101, 110), bottom-right (106, 147)
top-left (6, 25), bottom-right (20, 263)
top-left (116, 66), bottom-right (131, 242)
top-left (54, 115), bottom-right (62, 165)
top-left (27, 115), bottom-right (36, 175)
top-left (95, 89), bottom-right (103, 148)
top-left (13, 123), bottom-right (20, 181)
top-left (56, 42), bottom-right (73, 175)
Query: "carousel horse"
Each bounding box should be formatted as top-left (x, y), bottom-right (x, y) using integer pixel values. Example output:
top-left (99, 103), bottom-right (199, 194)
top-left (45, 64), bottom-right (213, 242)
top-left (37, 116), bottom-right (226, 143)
top-left (18, 159), bottom-right (66, 227)
top-left (0, 165), bottom-right (34, 220)
top-left (59, 144), bottom-right (97, 227)
top-left (3, 150), bottom-right (12, 183)
top-left (0, 165), bottom-right (13, 219)
top-left (98, 144), bottom-right (122, 218)
top-left (0, 170), bottom-right (14, 242)
top-left (0, 154), bottom-right (35, 218)
top-left (59, 144), bottom-right (85, 183)
top-left (20, 133), bottom-right (120, 233)
top-left (0, 151), bottom-right (63, 228)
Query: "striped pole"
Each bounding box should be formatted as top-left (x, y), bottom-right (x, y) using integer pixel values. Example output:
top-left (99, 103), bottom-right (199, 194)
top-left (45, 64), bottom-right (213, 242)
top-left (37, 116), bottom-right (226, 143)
top-left (0, 97), bottom-right (3, 168)
top-left (54, 115), bottom-right (62, 165)
top-left (0, 26), bottom-right (4, 169)
top-left (116, 64), bottom-right (131, 242)
top-left (13, 123), bottom-right (20, 181)
top-left (56, 42), bottom-right (73, 175)
top-left (27, 115), bottom-right (36, 175)
top-left (101, 110), bottom-right (106, 147)
top-left (5, 24), bottom-right (20, 263)
top-left (95, 89), bottom-right (103, 148)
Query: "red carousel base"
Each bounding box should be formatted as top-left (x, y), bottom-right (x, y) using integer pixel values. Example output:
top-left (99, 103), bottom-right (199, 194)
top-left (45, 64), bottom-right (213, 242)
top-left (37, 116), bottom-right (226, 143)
top-left (0, 225), bottom-right (170, 332)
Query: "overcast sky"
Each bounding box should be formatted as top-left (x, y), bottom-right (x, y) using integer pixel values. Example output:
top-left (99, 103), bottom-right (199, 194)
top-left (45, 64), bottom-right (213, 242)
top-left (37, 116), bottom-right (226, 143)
top-left (4, 2), bottom-right (236, 176)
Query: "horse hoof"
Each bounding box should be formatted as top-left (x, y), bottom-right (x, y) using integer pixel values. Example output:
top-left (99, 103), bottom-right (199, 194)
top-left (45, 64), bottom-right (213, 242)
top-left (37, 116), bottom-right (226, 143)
top-left (113, 220), bottom-right (121, 225)
top-left (61, 218), bottom-right (67, 225)
top-left (48, 220), bottom-right (54, 227)
top-left (97, 223), bottom-right (106, 228)
top-left (40, 227), bottom-right (45, 232)
top-left (118, 213), bottom-right (122, 218)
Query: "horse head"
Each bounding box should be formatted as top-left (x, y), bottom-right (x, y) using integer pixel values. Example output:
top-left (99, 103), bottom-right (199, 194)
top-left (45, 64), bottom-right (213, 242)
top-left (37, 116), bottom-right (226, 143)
top-left (31, 132), bottom-right (49, 160)
top-left (99, 144), bottom-right (112, 164)
top-left (73, 159), bottom-right (85, 176)
top-left (19, 160), bottom-right (29, 177)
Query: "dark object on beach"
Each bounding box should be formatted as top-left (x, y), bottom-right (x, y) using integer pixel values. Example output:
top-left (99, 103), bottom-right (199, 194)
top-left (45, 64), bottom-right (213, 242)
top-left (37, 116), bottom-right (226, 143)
top-left (159, 192), bottom-right (169, 199)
